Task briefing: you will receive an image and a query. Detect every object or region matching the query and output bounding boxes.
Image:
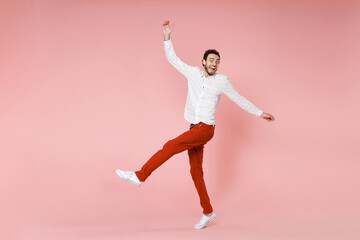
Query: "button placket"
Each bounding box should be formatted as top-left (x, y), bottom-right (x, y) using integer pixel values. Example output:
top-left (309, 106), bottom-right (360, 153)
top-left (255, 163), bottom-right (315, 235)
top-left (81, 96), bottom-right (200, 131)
top-left (197, 82), bottom-right (205, 108)
top-left (195, 78), bottom-right (206, 122)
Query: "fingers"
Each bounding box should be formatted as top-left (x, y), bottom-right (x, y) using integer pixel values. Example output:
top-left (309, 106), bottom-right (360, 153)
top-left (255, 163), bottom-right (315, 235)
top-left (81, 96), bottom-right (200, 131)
top-left (162, 20), bottom-right (174, 31)
top-left (263, 115), bottom-right (275, 122)
top-left (262, 113), bottom-right (275, 121)
top-left (162, 20), bottom-right (170, 27)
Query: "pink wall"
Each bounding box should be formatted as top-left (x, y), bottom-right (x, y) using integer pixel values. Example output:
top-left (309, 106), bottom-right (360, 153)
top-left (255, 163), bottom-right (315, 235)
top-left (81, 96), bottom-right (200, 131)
top-left (1, 0), bottom-right (359, 239)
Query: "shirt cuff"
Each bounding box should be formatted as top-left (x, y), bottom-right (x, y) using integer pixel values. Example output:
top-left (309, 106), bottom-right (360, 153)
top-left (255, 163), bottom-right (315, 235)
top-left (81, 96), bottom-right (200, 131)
top-left (256, 110), bottom-right (263, 117)
top-left (163, 39), bottom-right (172, 45)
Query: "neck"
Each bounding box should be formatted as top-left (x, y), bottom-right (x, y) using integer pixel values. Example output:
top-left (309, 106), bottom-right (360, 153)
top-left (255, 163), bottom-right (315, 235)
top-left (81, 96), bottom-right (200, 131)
top-left (203, 70), bottom-right (211, 78)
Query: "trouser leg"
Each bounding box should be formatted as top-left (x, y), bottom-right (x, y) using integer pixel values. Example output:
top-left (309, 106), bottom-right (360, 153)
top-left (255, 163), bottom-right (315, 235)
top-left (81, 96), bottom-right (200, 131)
top-left (188, 143), bottom-right (214, 214)
top-left (135, 122), bottom-right (214, 182)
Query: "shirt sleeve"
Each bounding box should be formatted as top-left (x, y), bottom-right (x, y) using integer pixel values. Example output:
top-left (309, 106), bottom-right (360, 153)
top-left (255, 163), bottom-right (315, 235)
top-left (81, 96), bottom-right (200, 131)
top-left (163, 39), bottom-right (196, 78)
top-left (222, 77), bottom-right (263, 117)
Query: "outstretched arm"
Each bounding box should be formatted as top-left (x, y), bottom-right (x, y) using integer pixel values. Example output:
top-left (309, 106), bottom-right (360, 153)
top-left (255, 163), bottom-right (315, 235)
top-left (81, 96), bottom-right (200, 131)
top-left (162, 20), bottom-right (196, 77)
top-left (222, 78), bottom-right (275, 122)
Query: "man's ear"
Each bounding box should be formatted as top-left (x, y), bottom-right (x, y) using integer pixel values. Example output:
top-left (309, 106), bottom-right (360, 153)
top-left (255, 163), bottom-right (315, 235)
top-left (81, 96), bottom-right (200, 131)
top-left (202, 59), bottom-right (206, 67)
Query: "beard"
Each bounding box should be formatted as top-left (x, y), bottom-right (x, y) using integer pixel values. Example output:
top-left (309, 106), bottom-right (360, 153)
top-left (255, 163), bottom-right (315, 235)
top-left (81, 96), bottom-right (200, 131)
top-left (204, 65), bottom-right (216, 76)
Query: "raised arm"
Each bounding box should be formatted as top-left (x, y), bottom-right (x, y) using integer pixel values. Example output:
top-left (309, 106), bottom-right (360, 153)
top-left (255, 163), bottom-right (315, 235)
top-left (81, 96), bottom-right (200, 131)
top-left (162, 20), bottom-right (196, 77)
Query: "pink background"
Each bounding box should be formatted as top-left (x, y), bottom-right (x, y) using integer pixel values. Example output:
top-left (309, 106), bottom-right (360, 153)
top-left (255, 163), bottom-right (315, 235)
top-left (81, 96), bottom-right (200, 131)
top-left (1, 0), bottom-right (360, 239)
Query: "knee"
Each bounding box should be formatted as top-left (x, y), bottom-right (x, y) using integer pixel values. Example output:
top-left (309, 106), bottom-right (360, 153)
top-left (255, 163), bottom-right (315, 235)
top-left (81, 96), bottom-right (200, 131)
top-left (163, 139), bottom-right (179, 152)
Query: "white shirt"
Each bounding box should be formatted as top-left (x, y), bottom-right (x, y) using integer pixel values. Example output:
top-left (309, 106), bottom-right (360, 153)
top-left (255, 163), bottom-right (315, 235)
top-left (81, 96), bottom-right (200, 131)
top-left (164, 39), bottom-right (263, 125)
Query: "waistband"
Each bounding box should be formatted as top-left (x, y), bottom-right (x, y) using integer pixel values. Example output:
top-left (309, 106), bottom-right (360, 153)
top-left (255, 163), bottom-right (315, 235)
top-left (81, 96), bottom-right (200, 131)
top-left (190, 122), bottom-right (215, 129)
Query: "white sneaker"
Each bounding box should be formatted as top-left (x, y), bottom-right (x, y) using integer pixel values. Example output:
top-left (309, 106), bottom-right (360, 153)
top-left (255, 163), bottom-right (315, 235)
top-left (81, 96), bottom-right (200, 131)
top-left (116, 169), bottom-right (141, 187)
top-left (194, 212), bottom-right (216, 229)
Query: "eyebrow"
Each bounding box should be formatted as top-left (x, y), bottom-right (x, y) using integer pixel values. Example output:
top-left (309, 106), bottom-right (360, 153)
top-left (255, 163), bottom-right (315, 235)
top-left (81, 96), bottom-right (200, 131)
top-left (209, 58), bottom-right (220, 61)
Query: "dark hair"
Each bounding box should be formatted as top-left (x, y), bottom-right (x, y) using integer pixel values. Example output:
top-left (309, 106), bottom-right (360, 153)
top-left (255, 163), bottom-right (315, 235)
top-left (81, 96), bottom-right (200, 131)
top-left (203, 49), bottom-right (220, 61)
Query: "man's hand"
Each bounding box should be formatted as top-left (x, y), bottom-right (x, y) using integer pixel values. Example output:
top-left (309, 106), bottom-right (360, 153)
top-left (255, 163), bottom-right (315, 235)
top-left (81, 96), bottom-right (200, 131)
top-left (162, 20), bottom-right (174, 41)
top-left (260, 112), bottom-right (275, 122)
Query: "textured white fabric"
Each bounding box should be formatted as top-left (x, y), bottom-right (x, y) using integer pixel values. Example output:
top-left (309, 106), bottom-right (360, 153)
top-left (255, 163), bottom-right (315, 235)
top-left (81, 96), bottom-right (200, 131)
top-left (164, 39), bottom-right (263, 125)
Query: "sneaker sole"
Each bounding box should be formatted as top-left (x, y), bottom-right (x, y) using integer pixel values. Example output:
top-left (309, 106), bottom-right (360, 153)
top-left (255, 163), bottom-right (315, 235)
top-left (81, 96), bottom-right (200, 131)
top-left (194, 214), bottom-right (216, 229)
top-left (116, 170), bottom-right (141, 187)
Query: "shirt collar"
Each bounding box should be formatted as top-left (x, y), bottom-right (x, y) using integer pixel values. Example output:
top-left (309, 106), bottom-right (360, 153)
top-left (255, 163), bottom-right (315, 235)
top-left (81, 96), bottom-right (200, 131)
top-left (199, 67), bottom-right (217, 79)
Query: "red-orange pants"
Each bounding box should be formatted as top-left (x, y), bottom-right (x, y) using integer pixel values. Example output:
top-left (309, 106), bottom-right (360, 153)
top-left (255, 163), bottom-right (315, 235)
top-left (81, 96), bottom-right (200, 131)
top-left (135, 122), bottom-right (215, 214)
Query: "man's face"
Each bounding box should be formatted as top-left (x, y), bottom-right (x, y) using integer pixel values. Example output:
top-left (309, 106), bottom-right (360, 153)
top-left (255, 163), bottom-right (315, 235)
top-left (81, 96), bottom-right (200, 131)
top-left (202, 53), bottom-right (220, 76)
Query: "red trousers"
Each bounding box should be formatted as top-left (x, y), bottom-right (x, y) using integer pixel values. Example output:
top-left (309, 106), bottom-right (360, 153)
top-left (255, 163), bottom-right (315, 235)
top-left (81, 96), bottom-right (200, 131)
top-left (135, 122), bottom-right (215, 214)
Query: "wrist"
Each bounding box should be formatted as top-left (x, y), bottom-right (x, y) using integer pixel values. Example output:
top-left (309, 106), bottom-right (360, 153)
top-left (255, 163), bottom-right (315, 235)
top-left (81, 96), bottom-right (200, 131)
top-left (164, 35), bottom-right (170, 41)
